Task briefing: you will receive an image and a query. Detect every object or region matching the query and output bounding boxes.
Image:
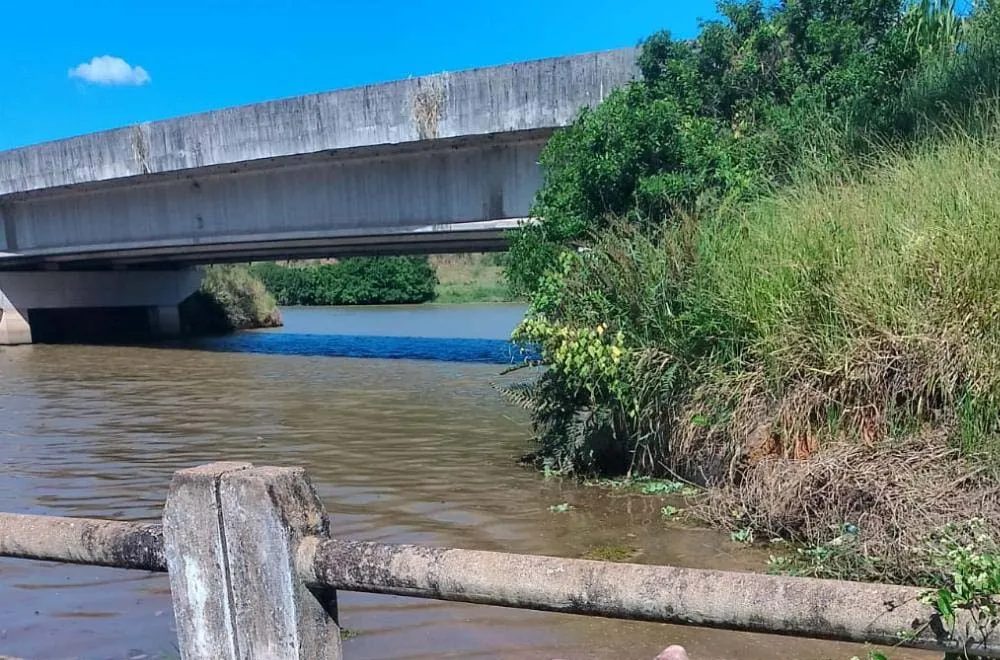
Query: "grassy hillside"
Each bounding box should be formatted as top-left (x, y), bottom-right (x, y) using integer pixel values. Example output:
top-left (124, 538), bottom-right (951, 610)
top-left (430, 254), bottom-right (515, 303)
top-left (501, 0), bottom-right (1000, 586)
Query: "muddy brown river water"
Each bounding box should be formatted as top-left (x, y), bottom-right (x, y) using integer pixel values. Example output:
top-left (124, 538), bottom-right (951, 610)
top-left (0, 305), bottom-right (932, 659)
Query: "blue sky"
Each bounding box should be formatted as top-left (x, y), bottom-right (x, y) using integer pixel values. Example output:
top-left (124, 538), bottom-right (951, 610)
top-left (0, 0), bottom-right (719, 151)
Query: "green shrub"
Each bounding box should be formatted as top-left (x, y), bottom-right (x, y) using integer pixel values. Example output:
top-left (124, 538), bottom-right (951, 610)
top-left (501, 0), bottom-right (1000, 586)
top-left (252, 257), bottom-right (438, 306)
top-left (505, 0), bottom-right (1000, 468)
top-left (512, 123), bottom-right (1000, 472)
top-left (506, 129), bottom-right (1000, 582)
top-left (180, 265), bottom-right (282, 335)
top-left (506, 0), bottom-right (941, 296)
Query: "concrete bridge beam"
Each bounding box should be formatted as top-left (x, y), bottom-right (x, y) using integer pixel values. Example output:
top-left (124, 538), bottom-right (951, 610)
top-left (1, 136), bottom-right (542, 268)
top-left (0, 48), bottom-right (639, 269)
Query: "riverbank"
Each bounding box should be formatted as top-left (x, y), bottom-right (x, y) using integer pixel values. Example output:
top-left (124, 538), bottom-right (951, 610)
top-left (429, 254), bottom-right (517, 304)
top-left (518, 129), bottom-right (1000, 584)
top-left (502, 0), bottom-right (1000, 589)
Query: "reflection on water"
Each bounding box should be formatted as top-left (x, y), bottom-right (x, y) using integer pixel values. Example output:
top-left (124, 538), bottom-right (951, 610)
top-left (0, 305), bottom-right (932, 659)
top-left (193, 332), bottom-right (530, 364)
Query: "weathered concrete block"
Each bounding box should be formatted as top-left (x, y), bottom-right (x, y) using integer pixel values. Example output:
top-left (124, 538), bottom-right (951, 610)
top-left (218, 466), bottom-right (341, 660)
top-left (164, 462), bottom-right (341, 660)
top-left (164, 462), bottom-right (253, 660)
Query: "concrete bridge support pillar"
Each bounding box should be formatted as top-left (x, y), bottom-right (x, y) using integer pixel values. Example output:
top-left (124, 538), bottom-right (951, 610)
top-left (0, 269), bottom-right (202, 345)
top-left (147, 305), bottom-right (182, 339)
top-left (0, 307), bottom-right (31, 345)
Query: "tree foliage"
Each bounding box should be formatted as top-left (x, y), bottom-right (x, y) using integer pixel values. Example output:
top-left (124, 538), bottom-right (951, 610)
top-left (504, 0), bottom-right (1000, 477)
top-left (505, 0), bottom-right (985, 295)
top-left (252, 257), bottom-right (438, 306)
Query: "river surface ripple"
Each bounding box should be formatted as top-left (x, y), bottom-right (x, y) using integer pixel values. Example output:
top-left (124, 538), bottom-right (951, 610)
top-left (0, 305), bottom-right (931, 659)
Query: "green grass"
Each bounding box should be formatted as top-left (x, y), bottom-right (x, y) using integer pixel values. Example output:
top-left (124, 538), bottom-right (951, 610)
top-left (523, 119), bottom-right (1000, 471)
top-left (179, 264), bottom-right (282, 334)
top-left (430, 254), bottom-right (519, 304)
top-left (697, 124), bottom-right (1000, 460)
top-left (510, 120), bottom-right (1000, 584)
top-left (434, 282), bottom-right (514, 304)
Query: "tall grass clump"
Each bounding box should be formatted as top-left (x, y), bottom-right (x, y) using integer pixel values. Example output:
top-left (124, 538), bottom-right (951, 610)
top-left (179, 265), bottom-right (282, 335)
top-left (699, 128), bottom-right (1000, 582)
top-left (699, 129), bottom-right (1000, 458)
top-left (501, 0), bottom-right (1000, 582)
top-left (896, 1), bottom-right (1000, 137)
top-left (507, 124), bottom-right (1000, 583)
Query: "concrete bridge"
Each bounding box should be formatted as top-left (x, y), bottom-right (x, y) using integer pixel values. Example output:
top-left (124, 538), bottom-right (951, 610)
top-left (0, 48), bottom-right (638, 344)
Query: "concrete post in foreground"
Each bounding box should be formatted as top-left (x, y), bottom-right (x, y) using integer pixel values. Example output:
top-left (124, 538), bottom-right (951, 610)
top-left (164, 462), bottom-right (342, 660)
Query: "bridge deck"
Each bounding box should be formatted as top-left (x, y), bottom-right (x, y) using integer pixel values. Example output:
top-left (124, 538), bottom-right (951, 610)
top-left (0, 49), bottom-right (636, 268)
top-left (0, 49), bottom-right (637, 199)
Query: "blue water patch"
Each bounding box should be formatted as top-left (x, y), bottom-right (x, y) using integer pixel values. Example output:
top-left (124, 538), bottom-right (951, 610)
top-left (189, 332), bottom-right (539, 365)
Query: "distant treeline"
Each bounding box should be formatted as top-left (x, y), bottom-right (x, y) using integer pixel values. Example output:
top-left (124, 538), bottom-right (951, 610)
top-left (250, 257), bottom-right (437, 306)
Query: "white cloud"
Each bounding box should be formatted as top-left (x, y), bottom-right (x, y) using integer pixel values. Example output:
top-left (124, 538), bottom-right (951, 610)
top-left (69, 56), bottom-right (150, 86)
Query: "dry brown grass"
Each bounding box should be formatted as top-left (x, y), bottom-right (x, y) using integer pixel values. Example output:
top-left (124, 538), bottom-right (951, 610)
top-left (412, 78), bottom-right (446, 140)
top-left (662, 334), bottom-right (1000, 583)
top-left (697, 430), bottom-right (1000, 583)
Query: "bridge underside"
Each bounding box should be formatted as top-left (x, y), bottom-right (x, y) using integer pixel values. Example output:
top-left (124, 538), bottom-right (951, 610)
top-left (0, 219), bottom-right (518, 270)
top-left (0, 48), bottom-right (641, 345)
top-left (0, 131), bottom-right (543, 271)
